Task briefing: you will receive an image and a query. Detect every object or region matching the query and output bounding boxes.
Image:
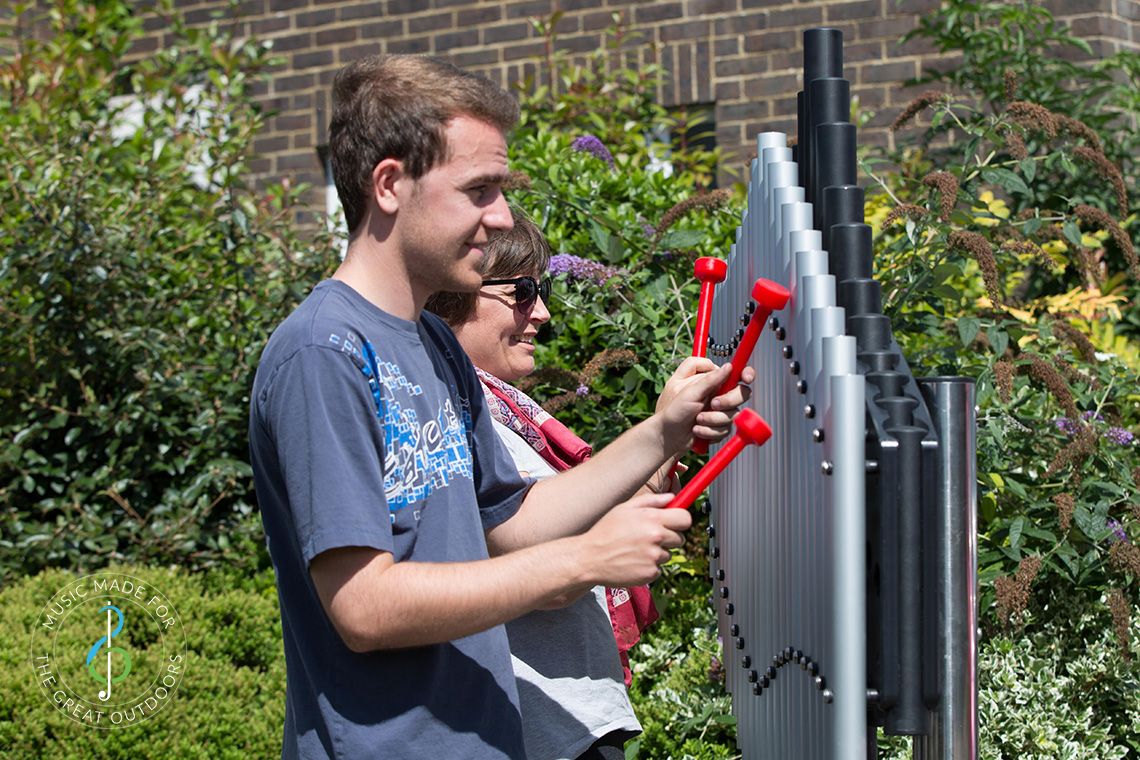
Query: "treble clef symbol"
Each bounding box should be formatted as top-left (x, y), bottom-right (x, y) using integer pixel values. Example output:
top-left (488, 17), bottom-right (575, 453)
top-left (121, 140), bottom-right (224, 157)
top-left (86, 604), bottom-right (131, 701)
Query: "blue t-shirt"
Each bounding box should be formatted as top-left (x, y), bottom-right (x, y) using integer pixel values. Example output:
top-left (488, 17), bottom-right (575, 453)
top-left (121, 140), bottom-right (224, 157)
top-left (249, 279), bottom-right (532, 759)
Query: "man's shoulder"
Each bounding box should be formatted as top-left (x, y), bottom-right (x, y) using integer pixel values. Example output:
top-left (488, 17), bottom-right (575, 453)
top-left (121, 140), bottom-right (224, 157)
top-left (253, 281), bottom-right (381, 402)
top-left (263, 280), bottom-right (409, 370)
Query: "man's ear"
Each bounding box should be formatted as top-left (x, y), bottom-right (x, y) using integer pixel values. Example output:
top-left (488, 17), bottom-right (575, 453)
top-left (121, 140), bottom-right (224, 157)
top-left (370, 158), bottom-right (404, 215)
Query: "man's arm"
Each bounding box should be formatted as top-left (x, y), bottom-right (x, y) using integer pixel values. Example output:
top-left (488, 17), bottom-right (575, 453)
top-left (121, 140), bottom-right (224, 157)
top-left (310, 491), bottom-right (689, 651)
top-left (486, 358), bottom-right (753, 553)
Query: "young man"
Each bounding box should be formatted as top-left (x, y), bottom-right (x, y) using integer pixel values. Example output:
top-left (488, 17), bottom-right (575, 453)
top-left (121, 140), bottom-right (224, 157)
top-left (249, 54), bottom-right (750, 759)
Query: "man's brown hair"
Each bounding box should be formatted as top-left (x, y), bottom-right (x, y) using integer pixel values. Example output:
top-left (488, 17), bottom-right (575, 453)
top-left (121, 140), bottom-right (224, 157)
top-left (426, 206), bottom-right (552, 326)
top-left (329, 54), bottom-right (519, 234)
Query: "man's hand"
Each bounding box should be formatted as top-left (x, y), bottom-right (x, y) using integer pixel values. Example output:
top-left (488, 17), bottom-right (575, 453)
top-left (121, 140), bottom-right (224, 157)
top-left (572, 492), bottom-right (692, 587)
top-left (654, 358), bottom-right (755, 453)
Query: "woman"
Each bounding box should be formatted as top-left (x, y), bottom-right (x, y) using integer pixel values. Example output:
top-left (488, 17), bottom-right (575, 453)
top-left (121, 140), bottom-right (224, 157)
top-left (426, 209), bottom-right (692, 760)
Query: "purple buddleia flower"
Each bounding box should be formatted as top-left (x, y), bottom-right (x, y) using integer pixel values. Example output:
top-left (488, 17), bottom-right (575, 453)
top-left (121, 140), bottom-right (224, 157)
top-left (1081, 410), bottom-right (1104, 423)
top-left (570, 134), bottom-right (615, 169)
top-left (1054, 417), bottom-right (1078, 436)
top-left (576, 384), bottom-right (590, 397)
top-left (708, 654), bottom-right (725, 684)
top-left (1109, 518), bottom-right (1128, 543)
top-left (1104, 427), bottom-right (1135, 445)
top-left (548, 253), bottom-right (622, 286)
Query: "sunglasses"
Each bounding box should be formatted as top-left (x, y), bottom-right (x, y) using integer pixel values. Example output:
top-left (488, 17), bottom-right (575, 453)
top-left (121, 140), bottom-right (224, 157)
top-left (481, 276), bottom-right (551, 310)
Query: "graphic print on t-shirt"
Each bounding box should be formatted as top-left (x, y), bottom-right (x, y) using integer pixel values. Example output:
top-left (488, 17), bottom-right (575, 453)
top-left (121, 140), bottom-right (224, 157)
top-left (331, 331), bottom-right (473, 519)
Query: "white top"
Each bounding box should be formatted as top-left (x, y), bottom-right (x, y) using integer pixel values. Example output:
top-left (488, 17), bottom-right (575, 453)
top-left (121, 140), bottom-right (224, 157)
top-left (492, 419), bottom-right (641, 759)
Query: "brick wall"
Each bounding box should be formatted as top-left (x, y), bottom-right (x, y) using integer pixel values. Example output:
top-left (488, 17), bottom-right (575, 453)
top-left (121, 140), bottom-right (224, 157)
top-left (129, 0), bottom-right (1140, 219)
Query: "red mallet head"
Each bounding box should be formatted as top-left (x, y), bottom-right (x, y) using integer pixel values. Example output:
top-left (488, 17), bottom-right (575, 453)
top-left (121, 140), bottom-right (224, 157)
top-left (732, 406), bottom-right (774, 447)
top-left (668, 408), bottom-right (772, 509)
top-left (690, 278), bottom-right (789, 456)
top-left (751, 277), bottom-right (791, 312)
top-left (692, 257), bottom-right (729, 358)
top-left (694, 257), bottom-right (729, 283)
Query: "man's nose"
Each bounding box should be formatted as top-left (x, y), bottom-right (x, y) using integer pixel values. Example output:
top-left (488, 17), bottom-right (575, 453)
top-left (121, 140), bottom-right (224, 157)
top-left (484, 190), bottom-right (513, 231)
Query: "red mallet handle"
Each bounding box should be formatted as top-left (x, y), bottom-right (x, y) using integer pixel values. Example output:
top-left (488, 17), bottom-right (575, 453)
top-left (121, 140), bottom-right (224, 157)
top-left (692, 257), bottom-right (728, 358)
top-left (691, 278), bottom-right (790, 455)
top-left (667, 409), bottom-right (772, 509)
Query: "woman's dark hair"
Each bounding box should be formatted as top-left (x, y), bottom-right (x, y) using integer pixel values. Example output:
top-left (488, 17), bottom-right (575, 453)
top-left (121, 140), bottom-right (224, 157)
top-left (425, 206), bottom-right (551, 325)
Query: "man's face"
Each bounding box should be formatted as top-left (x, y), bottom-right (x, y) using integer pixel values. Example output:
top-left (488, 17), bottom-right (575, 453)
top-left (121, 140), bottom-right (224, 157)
top-left (397, 116), bottom-right (513, 300)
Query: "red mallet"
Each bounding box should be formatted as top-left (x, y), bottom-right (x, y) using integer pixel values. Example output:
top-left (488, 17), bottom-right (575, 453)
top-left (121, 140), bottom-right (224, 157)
top-left (667, 408), bottom-right (772, 509)
top-left (691, 257), bottom-right (728, 358)
top-left (691, 278), bottom-right (790, 455)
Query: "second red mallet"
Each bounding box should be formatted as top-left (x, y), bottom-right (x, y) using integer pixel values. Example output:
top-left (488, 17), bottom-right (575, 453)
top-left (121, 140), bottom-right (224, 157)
top-left (667, 408), bottom-right (772, 510)
top-left (691, 257), bottom-right (728, 358)
top-left (691, 277), bottom-right (790, 455)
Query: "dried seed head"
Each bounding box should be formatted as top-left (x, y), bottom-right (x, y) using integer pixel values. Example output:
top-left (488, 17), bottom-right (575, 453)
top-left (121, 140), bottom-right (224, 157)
top-left (1006, 101), bottom-right (1058, 139)
top-left (519, 367), bottom-right (578, 391)
top-left (1023, 354), bottom-right (1079, 418)
top-left (1051, 352), bottom-right (1100, 390)
top-left (654, 189), bottom-right (733, 241)
top-left (503, 170), bottom-right (532, 191)
top-left (994, 359), bottom-right (1014, 403)
top-left (1051, 319), bottom-right (1098, 363)
top-left (922, 171), bottom-right (959, 221)
top-left (1001, 239), bottom-right (1054, 271)
top-left (891, 90), bottom-right (950, 131)
top-left (1109, 542), bottom-right (1140, 577)
top-left (999, 124), bottom-right (1029, 161)
top-left (949, 230), bottom-right (1002, 305)
top-left (994, 555), bottom-right (1042, 625)
top-left (1055, 114), bottom-right (1103, 153)
top-left (1108, 588), bottom-right (1132, 660)
top-left (883, 203), bottom-right (928, 227)
top-left (1003, 69), bottom-right (1019, 101)
top-left (1053, 492), bottom-right (1074, 532)
top-left (1045, 421), bottom-right (1099, 477)
top-left (1074, 203), bottom-right (1138, 280)
top-left (579, 348), bottom-right (636, 384)
top-left (1073, 147), bottom-right (1129, 214)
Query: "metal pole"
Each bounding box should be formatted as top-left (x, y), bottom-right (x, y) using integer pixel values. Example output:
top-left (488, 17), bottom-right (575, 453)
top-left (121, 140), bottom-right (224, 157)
top-left (914, 378), bottom-right (978, 760)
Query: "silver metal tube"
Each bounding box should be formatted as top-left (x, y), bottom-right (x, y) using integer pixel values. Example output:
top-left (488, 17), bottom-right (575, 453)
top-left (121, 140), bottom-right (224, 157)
top-left (914, 378), bottom-right (978, 760)
top-left (829, 369), bottom-right (868, 759)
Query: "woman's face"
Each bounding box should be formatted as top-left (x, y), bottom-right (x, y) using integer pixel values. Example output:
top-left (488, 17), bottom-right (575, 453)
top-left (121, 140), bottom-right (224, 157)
top-left (451, 273), bottom-right (551, 383)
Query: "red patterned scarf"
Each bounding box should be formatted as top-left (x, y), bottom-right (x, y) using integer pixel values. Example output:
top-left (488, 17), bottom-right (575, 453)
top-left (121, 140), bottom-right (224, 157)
top-left (474, 367), bottom-right (659, 687)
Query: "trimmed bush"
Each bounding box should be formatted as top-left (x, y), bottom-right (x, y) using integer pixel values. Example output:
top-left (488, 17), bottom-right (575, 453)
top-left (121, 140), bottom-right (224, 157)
top-left (0, 565), bottom-right (284, 758)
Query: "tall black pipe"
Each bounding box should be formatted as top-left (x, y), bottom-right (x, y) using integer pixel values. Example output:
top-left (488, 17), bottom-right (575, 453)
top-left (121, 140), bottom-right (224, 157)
top-left (801, 28), bottom-right (843, 203)
top-left (887, 425), bottom-right (928, 735)
top-left (814, 122), bottom-right (857, 229)
top-left (823, 184), bottom-right (864, 253)
top-left (829, 222), bottom-right (873, 282)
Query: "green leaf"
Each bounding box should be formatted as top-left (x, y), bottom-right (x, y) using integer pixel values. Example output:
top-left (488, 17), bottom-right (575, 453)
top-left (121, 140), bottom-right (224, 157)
top-left (958, 316), bottom-right (981, 346)
top-left (1074, 504), bottom-right (1106, 539)
top-left (1008, 516), bottom-right (1025, 551)
top-left (1019, 157), bottom-right (1036, 184)
top-left (1062, 220), bottom-right (1082, 248)
top-left (656, 229), bottom-right (705, 250)
top-left (981, 167), bottom-right (1029, 196)
top-left (588, 220), bottom-right (624, 263)
top-left (987, 327), bottom-right (1009, 357)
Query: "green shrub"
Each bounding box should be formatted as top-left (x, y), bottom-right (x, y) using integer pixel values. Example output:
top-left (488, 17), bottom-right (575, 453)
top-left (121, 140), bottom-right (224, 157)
top-left (869, 0), bottom-right (1140, 633)
top-left (0, 564), bottom-right (284, 758)
top-left (977, 598), bottom-right (1140, 759)
top-left (0, 0), bottom-right (332, 582)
